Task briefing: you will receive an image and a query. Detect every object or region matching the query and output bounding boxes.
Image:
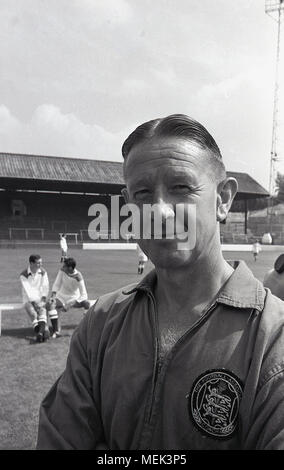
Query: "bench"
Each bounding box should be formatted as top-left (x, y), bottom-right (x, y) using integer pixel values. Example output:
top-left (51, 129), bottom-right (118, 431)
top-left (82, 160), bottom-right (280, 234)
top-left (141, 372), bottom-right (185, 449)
top-left (0, 303), bottom-right (24, 336)
top-left (0, 300), bottom-right (97, 336)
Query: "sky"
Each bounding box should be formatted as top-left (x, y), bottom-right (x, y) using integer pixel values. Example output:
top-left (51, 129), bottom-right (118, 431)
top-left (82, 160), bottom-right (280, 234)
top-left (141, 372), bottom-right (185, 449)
top-left (0, 0), bottom-right (284, 191)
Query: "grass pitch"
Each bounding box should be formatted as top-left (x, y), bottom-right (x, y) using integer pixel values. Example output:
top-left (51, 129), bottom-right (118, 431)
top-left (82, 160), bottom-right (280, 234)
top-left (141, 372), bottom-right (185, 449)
top-left (0, 246), bottom-right (281, 449)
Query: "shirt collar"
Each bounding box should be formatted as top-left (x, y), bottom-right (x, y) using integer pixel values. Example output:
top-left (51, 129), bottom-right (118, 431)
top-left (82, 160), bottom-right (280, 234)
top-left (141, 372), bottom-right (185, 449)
top-left (215, 261), bottom-right (265, 311)
top-left (66, 268), bottom-right (78, 275)
top-left (123, 260), bottom-right (265, 312)
top-left (28, 265), bottom-right (43, 276)
top-left (62, 268), bottom-right (78, 277)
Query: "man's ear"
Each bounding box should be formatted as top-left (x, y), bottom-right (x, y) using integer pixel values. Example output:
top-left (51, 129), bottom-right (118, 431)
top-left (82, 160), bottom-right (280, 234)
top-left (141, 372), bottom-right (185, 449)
top-left (121, 187), bottom-right (129, 204)
top-left (216, 177), bottom-right (238, 222)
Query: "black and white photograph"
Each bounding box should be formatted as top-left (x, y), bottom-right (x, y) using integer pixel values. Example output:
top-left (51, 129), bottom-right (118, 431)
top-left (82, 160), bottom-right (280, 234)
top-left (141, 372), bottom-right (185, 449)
top-left (0, 0), bottom-right (284, 454)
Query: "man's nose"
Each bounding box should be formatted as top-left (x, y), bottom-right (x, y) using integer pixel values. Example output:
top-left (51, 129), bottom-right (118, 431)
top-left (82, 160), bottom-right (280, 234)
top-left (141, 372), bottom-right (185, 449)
top-left (154, 196), bottom-right (175, 221)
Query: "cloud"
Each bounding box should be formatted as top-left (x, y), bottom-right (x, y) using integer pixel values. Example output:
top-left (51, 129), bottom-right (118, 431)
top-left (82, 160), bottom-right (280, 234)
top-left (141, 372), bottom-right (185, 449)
top-left (71, 0), bottom-right (133, 31)
top-left (0, 105), bottom-right (20, 134)
top-left (0, 104), bottom-right (126, 161)
top-left (197, 74), bottom-right (247, 101)
top-left (0, 0), bottom-right (281, 191)
top-left (75, 0), bottom-right (132, 24)
top-left (121, 78), bottom-right (150, 94)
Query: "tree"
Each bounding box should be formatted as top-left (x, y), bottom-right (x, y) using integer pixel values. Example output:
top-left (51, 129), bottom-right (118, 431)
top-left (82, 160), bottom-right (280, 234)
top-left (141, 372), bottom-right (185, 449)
top-left (275, 172), bottom-right (284, 201)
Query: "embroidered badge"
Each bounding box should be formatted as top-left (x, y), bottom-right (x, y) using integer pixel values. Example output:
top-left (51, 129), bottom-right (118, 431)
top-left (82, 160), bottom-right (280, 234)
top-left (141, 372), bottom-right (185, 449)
top-left (188, 369), bottom-right (243, 439)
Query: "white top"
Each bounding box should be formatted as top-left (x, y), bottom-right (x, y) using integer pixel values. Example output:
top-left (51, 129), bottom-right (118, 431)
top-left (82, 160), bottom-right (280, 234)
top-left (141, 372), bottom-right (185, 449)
top-left (20, 266), bottom-right (49, 303)
top-left (252, 242), bottom-right (261, 254)
top-left (137, 245), bottom-right (148, 262)
top-left (52, 268), bottom-right (88, 306)
top-left (60, 237), bottom-right (68, 251)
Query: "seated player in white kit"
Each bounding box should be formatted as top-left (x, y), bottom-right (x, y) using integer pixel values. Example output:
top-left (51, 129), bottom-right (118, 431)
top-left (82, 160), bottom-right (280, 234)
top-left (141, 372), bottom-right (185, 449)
top-left (47, 257), bottom-right (90, 337)
top-left (20, 254), bottom-right (50, 342)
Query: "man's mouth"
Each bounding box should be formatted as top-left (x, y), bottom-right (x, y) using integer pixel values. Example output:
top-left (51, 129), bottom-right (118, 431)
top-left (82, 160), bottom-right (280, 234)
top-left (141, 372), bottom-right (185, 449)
top-left (143, 229), bottom-right (189, 240)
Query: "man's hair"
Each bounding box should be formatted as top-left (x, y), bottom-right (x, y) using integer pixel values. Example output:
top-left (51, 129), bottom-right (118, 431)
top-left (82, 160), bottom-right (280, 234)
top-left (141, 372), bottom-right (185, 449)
top-left (274, 254), bottom-right (284, 274)
top-left (29, 254), bottom-right (41, 264)
top-left (64, 257), bottom-right (76, 270)
top-left (122, 114), bottom-right (226, 181)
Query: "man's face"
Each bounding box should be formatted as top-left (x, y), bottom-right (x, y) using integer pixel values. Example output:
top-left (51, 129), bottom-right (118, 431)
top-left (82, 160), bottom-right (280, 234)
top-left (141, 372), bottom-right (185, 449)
top-left (63, 264), bottom-right (74, 274)
top-left (123, 136), bottom-right (221, 270)
top-left (30, 258), bottom-right (42, 273)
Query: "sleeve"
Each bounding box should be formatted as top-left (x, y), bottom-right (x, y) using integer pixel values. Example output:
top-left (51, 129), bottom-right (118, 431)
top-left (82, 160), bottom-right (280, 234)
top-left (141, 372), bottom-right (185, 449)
top-left (36, 313), bottom-right (106, 450)
top-left (77, 279), bottom-right (88, 302)
top-left (244, 367), bottom-right (284, 449)
top-left (20, 274), bottom-right (37, 302)
top-left (52, 270), bottom-right (63, 294)
top-left (41, 272), bottom-right (49, 299)
top-left (242, 293), bottom-right (284, 450)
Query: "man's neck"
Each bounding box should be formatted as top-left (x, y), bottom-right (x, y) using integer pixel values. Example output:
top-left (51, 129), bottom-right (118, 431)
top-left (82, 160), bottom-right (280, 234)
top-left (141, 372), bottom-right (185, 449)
top-left (155, 251), bottom-right (233, 312)
top-left (29, 266), bottom-right (39, 274)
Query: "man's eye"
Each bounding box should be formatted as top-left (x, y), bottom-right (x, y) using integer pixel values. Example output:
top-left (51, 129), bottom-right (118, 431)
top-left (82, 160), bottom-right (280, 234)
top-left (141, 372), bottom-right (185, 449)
top-left (134, 189), bottom-right (151, 200)
top-left (171, 185), bottom-right (191, 193)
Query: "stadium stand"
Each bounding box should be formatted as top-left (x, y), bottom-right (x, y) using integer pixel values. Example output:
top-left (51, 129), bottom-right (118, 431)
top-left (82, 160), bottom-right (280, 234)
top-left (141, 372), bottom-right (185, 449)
top-left (0, 152), bottom-right (271, 245)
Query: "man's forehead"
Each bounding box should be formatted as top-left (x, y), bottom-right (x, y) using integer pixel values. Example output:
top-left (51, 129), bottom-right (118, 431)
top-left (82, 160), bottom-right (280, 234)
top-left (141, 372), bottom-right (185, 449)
top-left (124, 136), bottom-right (213, 175)
top-left (127, 136), bottom-right (207, 157)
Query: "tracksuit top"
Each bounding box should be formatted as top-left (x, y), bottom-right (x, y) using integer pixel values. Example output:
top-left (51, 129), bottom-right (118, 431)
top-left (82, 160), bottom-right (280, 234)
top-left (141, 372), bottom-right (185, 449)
top-left (37, 261), bottom-right (284, 450)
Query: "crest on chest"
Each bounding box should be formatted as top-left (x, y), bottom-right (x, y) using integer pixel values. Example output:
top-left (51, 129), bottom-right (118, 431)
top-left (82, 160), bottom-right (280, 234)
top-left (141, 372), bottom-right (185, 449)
top-left (188, 369), bottom-right (243, 440)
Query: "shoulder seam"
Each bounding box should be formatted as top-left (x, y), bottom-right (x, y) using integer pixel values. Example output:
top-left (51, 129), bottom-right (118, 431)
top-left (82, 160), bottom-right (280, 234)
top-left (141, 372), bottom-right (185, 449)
top-left (258, 364), bottom-right (284, 391)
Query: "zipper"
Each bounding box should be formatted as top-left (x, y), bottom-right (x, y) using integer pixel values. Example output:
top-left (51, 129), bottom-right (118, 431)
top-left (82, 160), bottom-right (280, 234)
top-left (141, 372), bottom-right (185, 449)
top-left (145, 290), bottom-right (160, 424)
top-left (144, 293), bottom-right (218, 426)
top-left (171, 300), bottom-right (218, 353)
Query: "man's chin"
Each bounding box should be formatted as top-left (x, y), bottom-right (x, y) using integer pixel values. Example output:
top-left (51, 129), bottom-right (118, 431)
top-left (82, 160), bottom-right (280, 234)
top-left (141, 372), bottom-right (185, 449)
top-left (143, 231), bottom-right (189, 241)
top-left (146, 245), bottom-right (194, 269)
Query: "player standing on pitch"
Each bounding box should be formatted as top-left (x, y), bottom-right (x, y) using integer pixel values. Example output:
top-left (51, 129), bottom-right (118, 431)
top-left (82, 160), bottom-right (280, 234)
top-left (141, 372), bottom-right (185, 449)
top-left (137, 245), bottom-right (148, 274)
top-left (59, 233), bottom-right (68, 263)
